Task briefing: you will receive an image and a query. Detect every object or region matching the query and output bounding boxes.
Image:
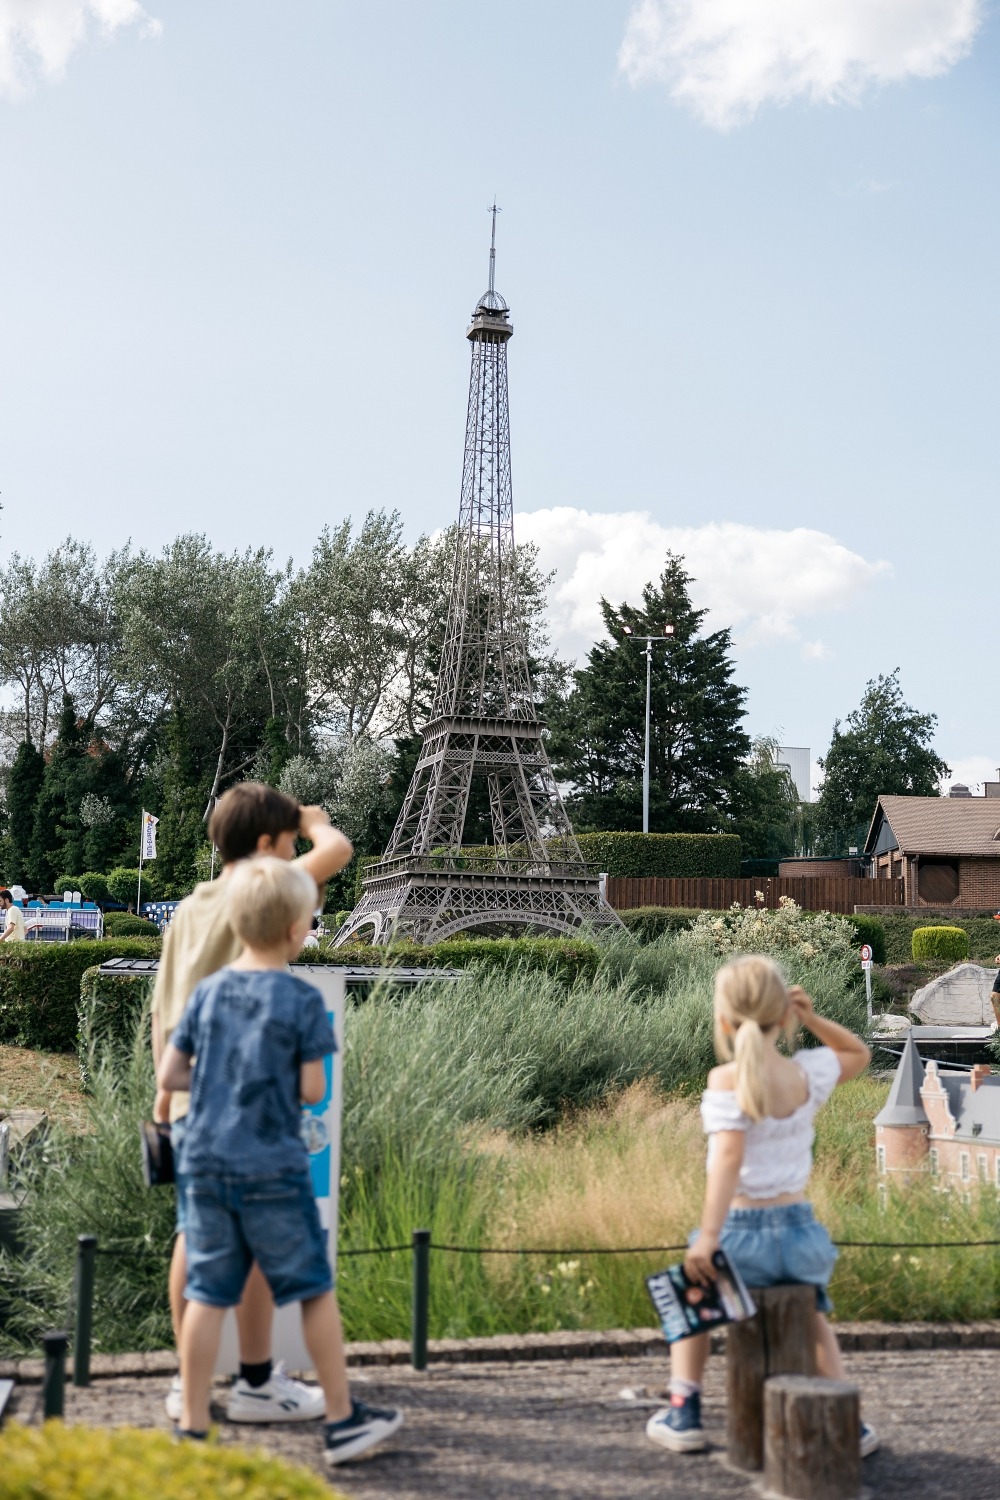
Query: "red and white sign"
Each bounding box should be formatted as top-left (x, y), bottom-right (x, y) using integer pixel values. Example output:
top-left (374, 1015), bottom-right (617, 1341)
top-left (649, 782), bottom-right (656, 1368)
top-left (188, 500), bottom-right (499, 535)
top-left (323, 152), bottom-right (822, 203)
top-left (859, 944), bottom-right (873, 963)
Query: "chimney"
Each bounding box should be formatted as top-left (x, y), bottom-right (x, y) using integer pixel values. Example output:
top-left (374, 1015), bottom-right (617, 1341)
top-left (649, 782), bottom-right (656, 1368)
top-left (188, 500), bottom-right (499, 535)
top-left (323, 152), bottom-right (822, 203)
top-left (970, 1064), bottom-right (991, 1092)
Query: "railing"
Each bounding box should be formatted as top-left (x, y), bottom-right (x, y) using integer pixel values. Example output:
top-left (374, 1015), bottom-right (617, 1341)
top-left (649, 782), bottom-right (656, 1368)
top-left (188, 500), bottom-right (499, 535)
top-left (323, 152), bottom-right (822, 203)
top-left (22, 907), bottom-right (104, 942)
top-left (366, 853), bottom-right (600, 881)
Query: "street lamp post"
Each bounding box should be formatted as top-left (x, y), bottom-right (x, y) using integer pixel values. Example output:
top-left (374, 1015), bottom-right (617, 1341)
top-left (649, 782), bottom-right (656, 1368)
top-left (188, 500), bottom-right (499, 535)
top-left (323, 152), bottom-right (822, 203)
top-left (623, 625), bottom-right (675, 834)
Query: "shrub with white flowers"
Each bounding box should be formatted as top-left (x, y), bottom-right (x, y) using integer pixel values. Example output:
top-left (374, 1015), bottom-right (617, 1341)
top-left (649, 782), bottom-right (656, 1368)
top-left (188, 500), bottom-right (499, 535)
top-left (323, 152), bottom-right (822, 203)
top-left (676, 895), bottom-right (855, 967)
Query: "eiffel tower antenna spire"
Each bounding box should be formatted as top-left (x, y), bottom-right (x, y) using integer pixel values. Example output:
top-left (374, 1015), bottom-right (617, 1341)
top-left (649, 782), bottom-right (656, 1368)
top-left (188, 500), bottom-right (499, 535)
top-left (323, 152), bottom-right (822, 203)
top-left (334, 216), bottom-right (621, 946)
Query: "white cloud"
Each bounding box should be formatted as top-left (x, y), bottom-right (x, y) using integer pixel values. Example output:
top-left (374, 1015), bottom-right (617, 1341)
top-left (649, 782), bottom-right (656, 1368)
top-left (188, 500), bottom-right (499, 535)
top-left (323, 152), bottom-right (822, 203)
top-left (0, 0), bottom-right (160, 99)
top-left (618, 0), bottom-right (983, 130)
top-left (515, 506), bottom-right (889, 661)
top-left (800, 639), bottom-right (832, 662)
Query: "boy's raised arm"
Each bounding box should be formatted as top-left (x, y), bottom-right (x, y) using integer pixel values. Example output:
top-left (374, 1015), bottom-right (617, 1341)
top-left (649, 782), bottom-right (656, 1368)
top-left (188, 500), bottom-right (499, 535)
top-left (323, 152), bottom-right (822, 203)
top-left (296, 805), bottom-right (353, 888)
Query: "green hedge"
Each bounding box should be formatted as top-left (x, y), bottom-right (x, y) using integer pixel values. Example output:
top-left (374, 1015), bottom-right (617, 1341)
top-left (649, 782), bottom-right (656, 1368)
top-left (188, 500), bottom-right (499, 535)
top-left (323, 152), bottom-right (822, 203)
top-left (103, 913), bottom-right (160, 937)
top-left (880, 914), bottom-right (1000, 964)
top-left (844, 914), bottom-right (886, 966)
top-left (79, 965), bottom-right (156, 1083)
top-left (0, 939), bottom-right (161, 1052)
top-left (912, 926), bottom-right (970, 963)
top-left (550, 831), bottom-right (741, 878)
top-left (616, 907), bottom-right (703, 940)
top-left (321, 936), bottom-right (601, 987)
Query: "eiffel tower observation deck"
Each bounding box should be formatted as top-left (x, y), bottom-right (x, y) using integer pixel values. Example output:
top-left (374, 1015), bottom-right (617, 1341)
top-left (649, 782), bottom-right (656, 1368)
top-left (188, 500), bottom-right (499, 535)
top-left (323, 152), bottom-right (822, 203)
top-left (334, 212), bottom-right (621, 946)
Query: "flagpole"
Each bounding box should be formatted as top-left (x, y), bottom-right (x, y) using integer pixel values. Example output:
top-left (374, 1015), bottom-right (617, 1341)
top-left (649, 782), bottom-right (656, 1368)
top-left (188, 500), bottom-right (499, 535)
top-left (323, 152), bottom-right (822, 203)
top-left (137, 812), bottom-right (144, 917)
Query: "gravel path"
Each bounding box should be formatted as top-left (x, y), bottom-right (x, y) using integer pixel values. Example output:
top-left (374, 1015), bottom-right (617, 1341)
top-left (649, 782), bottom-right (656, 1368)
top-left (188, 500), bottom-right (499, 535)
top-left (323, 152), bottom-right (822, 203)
top-left (6, 1347), bottom-right (999, 1497)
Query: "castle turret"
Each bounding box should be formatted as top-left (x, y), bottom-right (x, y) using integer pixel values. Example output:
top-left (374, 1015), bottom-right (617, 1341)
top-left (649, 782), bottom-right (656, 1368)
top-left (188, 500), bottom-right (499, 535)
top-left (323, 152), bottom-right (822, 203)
top-left (874, 1030), bottom-right (930, 1183)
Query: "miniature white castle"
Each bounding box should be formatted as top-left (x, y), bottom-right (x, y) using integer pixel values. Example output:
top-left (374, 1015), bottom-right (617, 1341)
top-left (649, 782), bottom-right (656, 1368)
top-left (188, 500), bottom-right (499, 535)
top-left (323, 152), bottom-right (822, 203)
top-left (875, 1031), bottom-right (1000, 1190)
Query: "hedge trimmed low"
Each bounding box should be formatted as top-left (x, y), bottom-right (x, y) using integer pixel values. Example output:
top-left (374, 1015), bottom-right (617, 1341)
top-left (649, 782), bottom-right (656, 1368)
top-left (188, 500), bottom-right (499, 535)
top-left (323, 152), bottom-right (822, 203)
top-left (324, 936), bottom-right (601, 986)
top-left (550, 831), bottom-right (741, 879)
top-left (912, 926), bottom-right (970, 963)
top-left (616, 907), bottom-right (703, 940)
top-left (880, 914), bottom-right (999, 964)
top-left (79, 965), bottom-right (156, 1082)
top-left (0, 939), bottom-right (161, 1052)
top-left (103, 913), bottom-right (160, 937)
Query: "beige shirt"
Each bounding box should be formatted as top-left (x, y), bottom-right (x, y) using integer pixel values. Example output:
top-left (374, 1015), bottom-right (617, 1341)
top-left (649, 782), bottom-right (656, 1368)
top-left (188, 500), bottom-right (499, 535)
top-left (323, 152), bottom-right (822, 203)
top-left (3, 905), bottom-right (25, 941)
top-left (152, 857), bottom-right (317, 1122)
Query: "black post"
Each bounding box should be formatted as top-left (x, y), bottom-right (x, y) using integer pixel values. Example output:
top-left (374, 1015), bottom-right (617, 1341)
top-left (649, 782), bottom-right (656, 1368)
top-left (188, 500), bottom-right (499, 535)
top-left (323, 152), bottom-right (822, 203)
top-left (411, 1228), bottom-right (430, 1371)
top-left (42, 1330), bottom-right (68, 1420)
top-left (73, 1235), bottom-right (98, 1387)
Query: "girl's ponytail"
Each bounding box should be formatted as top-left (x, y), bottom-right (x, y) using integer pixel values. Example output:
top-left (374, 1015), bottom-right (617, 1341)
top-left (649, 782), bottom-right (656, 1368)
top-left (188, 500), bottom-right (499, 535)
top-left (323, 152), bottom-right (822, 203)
top-left (713, 955), bottom-right (790, 1123)
top-left (733, 1017), bottom-right (769, 1122)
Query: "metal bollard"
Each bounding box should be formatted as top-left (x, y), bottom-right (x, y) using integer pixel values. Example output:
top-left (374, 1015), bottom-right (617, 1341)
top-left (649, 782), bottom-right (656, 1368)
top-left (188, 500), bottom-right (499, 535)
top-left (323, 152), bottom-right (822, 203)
top-left (73, 1235), bottom-right (98, 1387)
top-left (411, 1228), bottom-right (431, 1371)
top-left (41, 1330), bottom-right (68, 1419)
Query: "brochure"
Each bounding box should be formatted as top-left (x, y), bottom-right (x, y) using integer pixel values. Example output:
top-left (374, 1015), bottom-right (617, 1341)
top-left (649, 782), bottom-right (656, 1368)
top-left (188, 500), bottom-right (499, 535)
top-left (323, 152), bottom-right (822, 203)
top-left (646, 1249), bottom-right (756, 1344)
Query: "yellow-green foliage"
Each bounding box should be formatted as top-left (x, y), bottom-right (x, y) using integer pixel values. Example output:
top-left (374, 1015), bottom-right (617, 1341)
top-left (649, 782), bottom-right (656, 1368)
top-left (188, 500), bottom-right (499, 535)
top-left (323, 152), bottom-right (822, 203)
top-left (911, 925), bottom-right (970, 963)
top-left (0, 1422), bottom-right (346, 1500)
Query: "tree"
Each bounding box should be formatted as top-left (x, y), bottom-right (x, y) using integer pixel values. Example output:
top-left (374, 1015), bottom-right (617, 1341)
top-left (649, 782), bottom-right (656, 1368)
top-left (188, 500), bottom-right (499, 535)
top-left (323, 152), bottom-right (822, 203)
top-left (546, 555), bottom-right (750, 832)
top-left (728, 737), bottom-right (800, 861)
top-left (814, 670), bottom-right (949, 851)
top-left (29, 696), bottom-right (91, 888)
top-left (4, 740), bottom-right (45, 883)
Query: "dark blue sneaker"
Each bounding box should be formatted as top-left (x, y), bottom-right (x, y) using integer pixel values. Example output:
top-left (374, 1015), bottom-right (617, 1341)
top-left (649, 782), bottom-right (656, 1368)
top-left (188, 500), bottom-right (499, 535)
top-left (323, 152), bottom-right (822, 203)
top-left (646, 1392), bottom-right (707, 1452)
top-left (323, 1398), bottom-right (403, 1465)
top-left (860, 1421), bottom-right (879, 1458)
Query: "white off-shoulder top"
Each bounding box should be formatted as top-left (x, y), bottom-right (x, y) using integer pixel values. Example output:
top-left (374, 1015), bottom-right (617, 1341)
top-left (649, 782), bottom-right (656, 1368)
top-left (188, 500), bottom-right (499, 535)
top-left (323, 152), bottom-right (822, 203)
top-left (700, 1046), bottom-right (842, 1201)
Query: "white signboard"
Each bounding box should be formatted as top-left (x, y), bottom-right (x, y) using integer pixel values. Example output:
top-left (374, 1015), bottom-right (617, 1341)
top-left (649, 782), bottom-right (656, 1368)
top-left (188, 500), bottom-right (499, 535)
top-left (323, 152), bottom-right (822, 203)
top-left (216, 966), bottom-right (345, 1374)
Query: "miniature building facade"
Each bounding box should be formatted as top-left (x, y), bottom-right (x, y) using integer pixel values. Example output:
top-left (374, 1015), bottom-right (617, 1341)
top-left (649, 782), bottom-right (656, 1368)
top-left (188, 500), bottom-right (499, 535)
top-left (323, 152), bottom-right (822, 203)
top-left (875, 1031), bottom-right (1000, 1190)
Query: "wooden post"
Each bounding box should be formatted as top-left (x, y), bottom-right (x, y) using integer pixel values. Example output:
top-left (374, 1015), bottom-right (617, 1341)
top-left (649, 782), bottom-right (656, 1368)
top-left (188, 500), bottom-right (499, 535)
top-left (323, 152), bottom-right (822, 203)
top-left (726, 1284), bottom-right (816, 1471)
top-left (764, 1375), bottom-right (860, 1500)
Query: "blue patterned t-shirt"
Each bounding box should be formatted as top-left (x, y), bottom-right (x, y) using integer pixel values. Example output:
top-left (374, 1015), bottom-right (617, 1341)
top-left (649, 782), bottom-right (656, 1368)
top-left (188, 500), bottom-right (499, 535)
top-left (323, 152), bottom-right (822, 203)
top-left (171, 968), bottom-right (336, 1178)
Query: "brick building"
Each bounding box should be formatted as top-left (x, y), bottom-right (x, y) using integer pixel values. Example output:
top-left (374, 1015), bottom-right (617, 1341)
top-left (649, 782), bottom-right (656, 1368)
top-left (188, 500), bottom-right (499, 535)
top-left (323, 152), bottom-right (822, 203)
top-left (864, 795), bottom-right (1000, 909)
top-left (875, 1031), bottom-right (1000, 1191)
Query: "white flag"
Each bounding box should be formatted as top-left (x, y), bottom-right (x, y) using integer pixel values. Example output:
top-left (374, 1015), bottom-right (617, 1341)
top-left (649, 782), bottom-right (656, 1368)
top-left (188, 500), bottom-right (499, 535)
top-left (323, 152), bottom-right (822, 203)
top-left (141, 810), bottom-right (159, 861)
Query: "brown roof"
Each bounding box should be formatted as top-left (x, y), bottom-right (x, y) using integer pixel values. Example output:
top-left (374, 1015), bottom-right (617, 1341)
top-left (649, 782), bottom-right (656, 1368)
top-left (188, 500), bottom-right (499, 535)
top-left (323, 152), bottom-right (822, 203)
top-left (868, 796), bottom-right (1000, 857)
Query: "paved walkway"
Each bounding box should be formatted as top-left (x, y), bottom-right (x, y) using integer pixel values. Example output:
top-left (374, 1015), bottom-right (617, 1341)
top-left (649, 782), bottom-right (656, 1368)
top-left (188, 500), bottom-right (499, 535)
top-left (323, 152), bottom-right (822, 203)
top-left (6, 1347), bottom-right (999, 1497)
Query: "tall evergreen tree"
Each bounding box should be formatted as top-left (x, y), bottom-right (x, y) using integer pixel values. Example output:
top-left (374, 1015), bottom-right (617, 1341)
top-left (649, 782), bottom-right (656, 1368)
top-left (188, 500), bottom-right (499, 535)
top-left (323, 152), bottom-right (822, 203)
top-left (154, 710), bottom-right (208, 896)
top-left (30, 695), bottom-right (90, 888)
top-left (546, 555), bottom-right (750, 832)
top-left (5, 740), bottom-right (45, 884)
top-left (815, 670), bottom-right (949, 851)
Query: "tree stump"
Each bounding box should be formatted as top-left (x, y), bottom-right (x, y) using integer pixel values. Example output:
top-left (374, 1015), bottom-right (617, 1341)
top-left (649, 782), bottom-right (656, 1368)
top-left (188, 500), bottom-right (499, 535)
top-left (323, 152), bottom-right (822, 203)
top-left (764, 1375), bottom-right (860, 1500)
top-left (726, 1284), bottom-right (816, 1471)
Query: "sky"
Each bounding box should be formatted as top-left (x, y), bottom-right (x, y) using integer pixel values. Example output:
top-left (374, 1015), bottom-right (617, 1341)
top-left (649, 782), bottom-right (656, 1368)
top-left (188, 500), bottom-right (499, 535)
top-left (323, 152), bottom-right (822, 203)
top-left (1, 1), bottom-right (998, 797)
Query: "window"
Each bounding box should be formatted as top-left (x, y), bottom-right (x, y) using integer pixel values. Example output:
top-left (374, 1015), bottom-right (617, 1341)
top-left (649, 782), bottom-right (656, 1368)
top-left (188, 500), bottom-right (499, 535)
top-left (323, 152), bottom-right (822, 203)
top-left (876, 1146), bottom-right (886, 1176)
top-left (930, 1148), bottom-right (939, 1177)
top-left (979, 1154), bottom-right (988, 1183)
top-left (961, 1151), bottom-right (970, 1182)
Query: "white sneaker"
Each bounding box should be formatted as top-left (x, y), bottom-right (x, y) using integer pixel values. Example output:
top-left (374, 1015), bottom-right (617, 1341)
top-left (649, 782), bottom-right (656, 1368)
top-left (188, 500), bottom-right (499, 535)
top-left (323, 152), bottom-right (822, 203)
top-left (165, 1374), bottom-right (183, 1422)
top-left (227, 1362), bottom-right (326, 1424)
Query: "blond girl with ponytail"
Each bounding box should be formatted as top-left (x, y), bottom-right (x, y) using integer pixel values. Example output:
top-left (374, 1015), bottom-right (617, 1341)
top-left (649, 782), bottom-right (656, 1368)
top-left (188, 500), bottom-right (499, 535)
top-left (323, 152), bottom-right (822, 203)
top-left (646, 955), bottom-right (875, 1459)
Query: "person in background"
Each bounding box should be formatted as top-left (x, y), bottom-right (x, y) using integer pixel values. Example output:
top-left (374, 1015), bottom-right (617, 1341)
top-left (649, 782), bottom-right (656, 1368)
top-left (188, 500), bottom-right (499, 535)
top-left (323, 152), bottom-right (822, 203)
top-left (151, 783), bottom-right (353, 1425)
top-left (0, 890), bottom-right (26, 942)
top-left (157, 857), bottom-right (402, 1463)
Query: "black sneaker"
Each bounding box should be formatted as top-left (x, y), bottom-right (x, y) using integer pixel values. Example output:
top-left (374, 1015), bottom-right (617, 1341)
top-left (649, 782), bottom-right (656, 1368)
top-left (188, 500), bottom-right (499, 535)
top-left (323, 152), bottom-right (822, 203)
top-left (646, 1392), bottom-right (707, 1453)
top-left (323, 1399), bottom-right (404, 1465)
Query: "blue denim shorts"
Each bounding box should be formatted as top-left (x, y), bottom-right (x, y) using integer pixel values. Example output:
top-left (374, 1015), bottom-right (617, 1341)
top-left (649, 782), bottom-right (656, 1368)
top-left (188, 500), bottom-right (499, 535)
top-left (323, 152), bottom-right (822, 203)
top-left (184, 1170), bottom-right (333, 1309)
top-left (170, 1116), bottom-right (188, 1234)
top-left (691, 1202), bottom-right (837, 1315)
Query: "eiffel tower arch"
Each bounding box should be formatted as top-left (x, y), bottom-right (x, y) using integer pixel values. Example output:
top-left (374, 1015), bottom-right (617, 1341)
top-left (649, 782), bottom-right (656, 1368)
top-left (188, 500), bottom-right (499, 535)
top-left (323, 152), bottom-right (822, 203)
top-left (335, 213), bottom-right (621, 946)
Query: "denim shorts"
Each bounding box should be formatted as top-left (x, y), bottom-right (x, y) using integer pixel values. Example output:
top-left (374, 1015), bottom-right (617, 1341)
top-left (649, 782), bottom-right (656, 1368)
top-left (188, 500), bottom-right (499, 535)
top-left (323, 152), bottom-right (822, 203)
top-left (170, 1116), bottom-right (188, 1234)
top-left (184, 1170), bottom-right (333, 1309)
top-left (691, 1202), bottom-right (838, 1315)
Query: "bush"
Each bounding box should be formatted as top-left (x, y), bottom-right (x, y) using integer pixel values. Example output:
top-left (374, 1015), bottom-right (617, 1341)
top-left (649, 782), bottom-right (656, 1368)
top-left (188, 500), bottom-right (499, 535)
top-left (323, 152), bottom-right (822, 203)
top-left (54, 873), bottom-right (83, 897)
top-left (319, 936), bottom-right (601, 987)
top-left (616, 907), bottom-right (703, 941)
top-left (0, 1422), bottom-right (343, 1499)
top-left (78, 966), bottom-right (155, 1081)
top-left (547, 831), bottom-right (741, 878)
top-left (0, 939), bottom-right (161, 1051)
top-left (79, 872), bottom-right (111, 904)
top-left (844, 913), bottom-right (886, 966)
top-left (678, 897), bottom-right (855, 968)
top-left (103, 912), bottom-right (160, 937)
top-left (879, 913), bottom-right (1000, 964)
top-left (912, 925), bottom-right (970, 963)
top-left (105, 867), bottom-right (159, 906)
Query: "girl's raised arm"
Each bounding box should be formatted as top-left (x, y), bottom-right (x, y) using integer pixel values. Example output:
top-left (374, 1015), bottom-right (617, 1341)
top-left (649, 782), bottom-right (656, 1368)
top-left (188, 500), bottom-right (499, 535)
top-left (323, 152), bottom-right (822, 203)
top-left (787, 987), bottom-right (870, 1082)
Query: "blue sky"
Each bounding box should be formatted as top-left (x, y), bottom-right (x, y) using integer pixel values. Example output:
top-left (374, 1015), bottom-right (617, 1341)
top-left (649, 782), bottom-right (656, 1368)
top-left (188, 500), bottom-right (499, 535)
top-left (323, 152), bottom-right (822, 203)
top-left (1, 2), bottom-right (998, 794)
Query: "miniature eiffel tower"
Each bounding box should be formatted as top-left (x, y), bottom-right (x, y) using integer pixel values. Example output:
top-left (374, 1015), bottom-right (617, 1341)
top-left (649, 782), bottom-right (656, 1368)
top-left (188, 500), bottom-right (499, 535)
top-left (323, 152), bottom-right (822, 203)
top-left (335, 211), bottom-right (620, 945)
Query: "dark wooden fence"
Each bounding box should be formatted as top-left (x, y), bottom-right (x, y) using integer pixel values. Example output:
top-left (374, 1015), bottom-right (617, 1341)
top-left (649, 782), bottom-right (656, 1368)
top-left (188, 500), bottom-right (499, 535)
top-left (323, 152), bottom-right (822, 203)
top-left (604, 876), bottom-right (904, 915)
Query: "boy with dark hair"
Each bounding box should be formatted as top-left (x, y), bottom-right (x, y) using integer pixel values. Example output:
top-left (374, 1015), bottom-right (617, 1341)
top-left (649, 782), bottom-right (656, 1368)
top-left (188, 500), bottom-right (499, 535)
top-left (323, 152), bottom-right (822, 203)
top-left (152, 783), bottom-right (352, 1424)
top-left (158, 857), bottom-right (402, 1463)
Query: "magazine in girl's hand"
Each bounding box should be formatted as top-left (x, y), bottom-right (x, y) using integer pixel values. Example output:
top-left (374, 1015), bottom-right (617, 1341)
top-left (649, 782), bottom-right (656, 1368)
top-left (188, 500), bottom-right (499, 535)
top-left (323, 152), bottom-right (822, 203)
top-left (646, 1251), bottom-right (756, 1344)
